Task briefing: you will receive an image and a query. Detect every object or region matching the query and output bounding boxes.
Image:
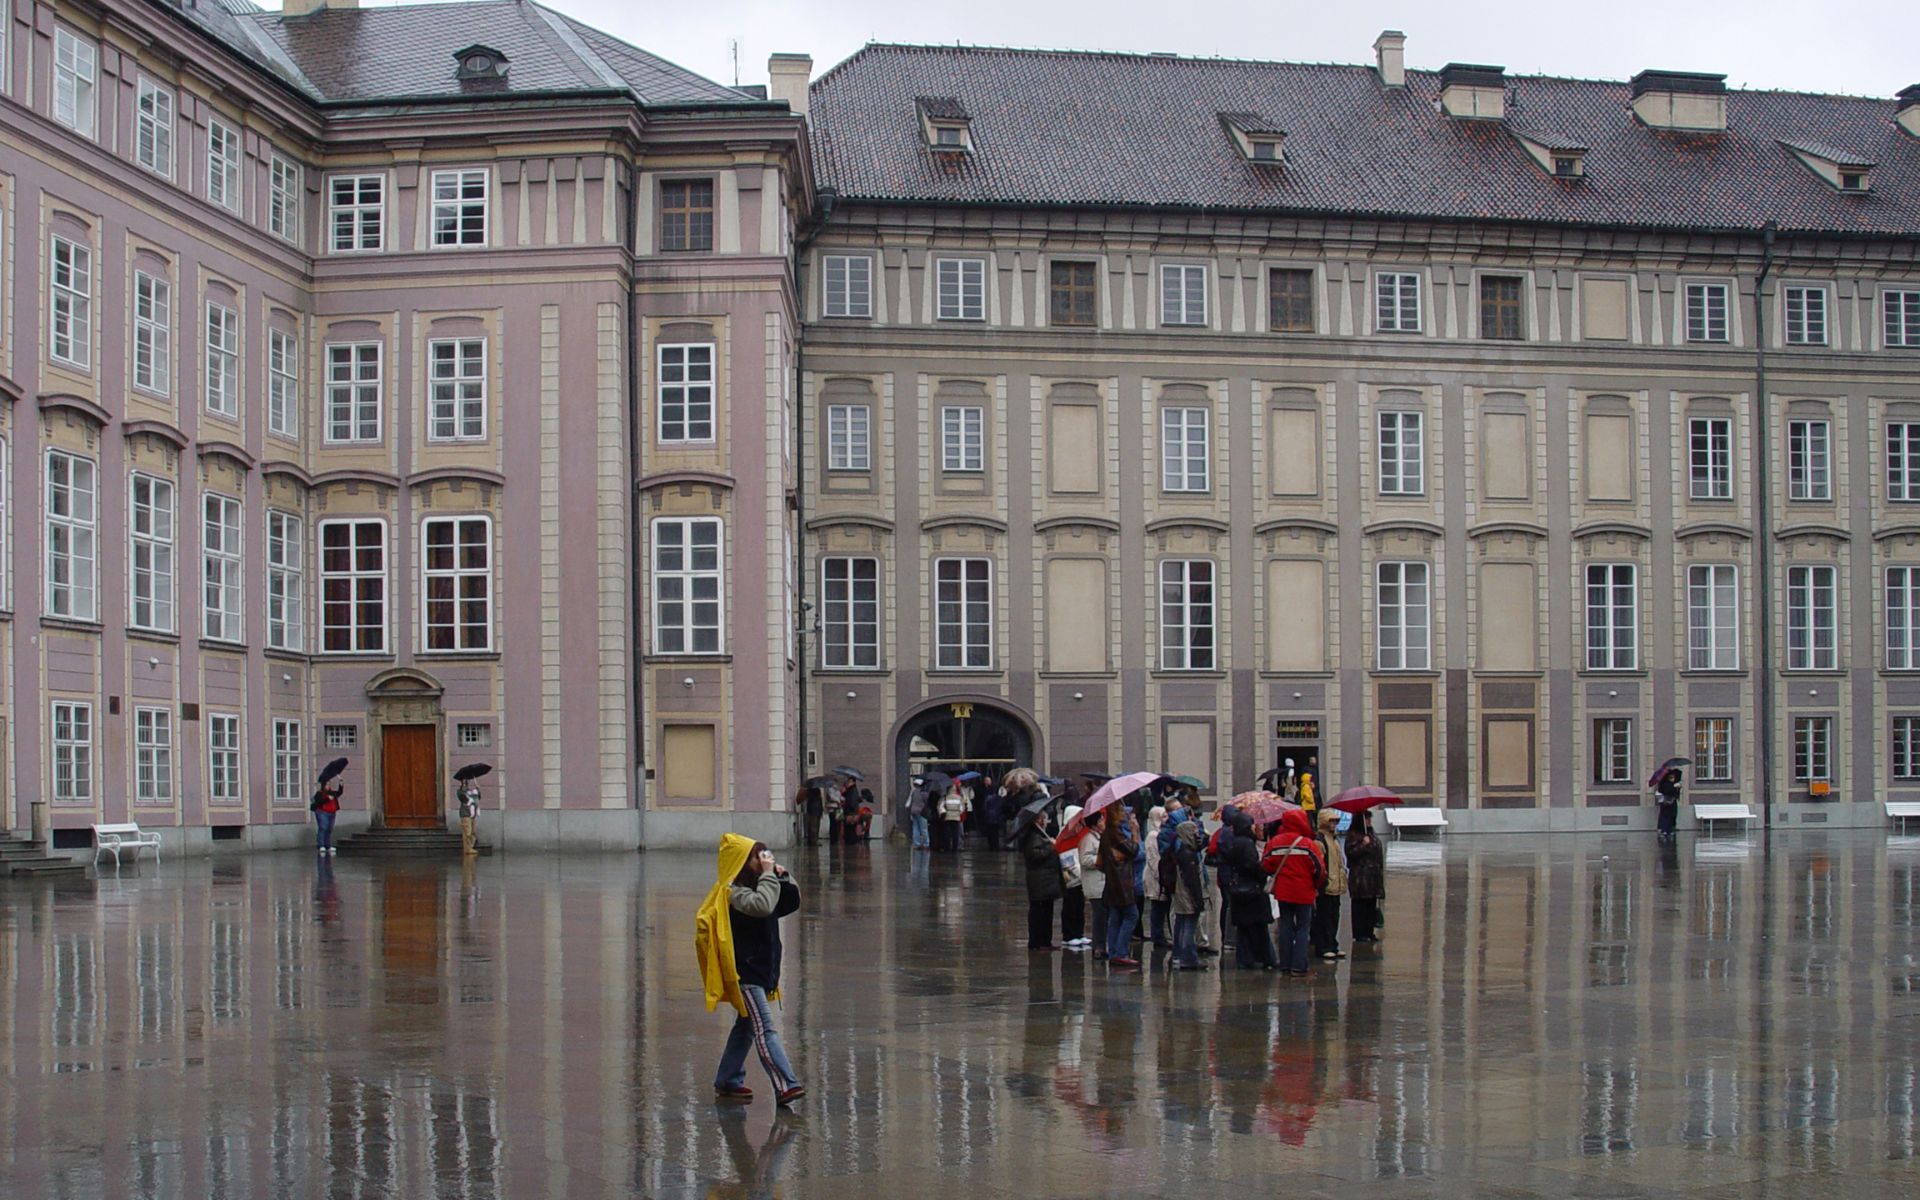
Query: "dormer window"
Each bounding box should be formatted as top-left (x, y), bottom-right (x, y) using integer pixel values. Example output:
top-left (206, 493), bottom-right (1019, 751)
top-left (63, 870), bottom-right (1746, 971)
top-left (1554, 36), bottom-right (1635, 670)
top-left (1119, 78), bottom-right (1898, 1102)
top-left (1554, 156), bottom-right (1580, 177)
top-left (1250, 138), bottom-right (1282, 161)
top-left (1512, 128), bottom-right (1587, 179)
top-left (1781, 139), bottom-right (1873, 193)
top-left (1842, 171), bottom-right (1868, 192)
top-left (935, 125), bottom-right (964, 147)
top-left (453, 43), bottom-right (509, 82)
top-left (917, 97), bottom-right (972, 152)
top-left (1219, 113), bottom-right (1286, 164)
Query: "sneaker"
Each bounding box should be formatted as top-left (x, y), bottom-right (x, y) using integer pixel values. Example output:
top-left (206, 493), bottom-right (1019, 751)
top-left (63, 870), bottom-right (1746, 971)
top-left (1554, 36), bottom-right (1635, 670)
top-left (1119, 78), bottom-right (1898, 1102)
top-left (775, 1085), bottom-right (805, 1107)
top-left (714, 1084), bottom-right (753, 1103)
top-left (1321, 950), bottom-right (1338, 960)
top-left (1063, 940), bottom-right (1087, 952)
top-left (1333, 950), bottom-right (1348, 959)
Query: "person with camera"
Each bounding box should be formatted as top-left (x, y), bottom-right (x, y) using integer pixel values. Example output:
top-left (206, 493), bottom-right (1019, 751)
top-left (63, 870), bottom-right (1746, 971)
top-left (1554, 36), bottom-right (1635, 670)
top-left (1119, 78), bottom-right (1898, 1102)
top-left (697, 835), bottom-right (805, 1107)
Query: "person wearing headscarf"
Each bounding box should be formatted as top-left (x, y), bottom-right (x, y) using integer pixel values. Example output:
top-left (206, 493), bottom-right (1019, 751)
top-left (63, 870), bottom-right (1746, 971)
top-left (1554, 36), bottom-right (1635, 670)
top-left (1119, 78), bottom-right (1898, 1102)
top-left (1097, 806), bottom-right (1141, 969)
top-left (696, 834), bottom-right (804, 1105)
top-left (1345, 813), bottom-right (1386, 944)
top-left (1141, 805), bottom-right (1170, 947)
top-left (1167, 810), bottom-right (1209, 970)
top-left (1059, 804), bottom-right (1089, 948)
top-left (1309, 809), bottom-right (1348, 961)
top-left (1263, 808), bottom-right (1327, 977)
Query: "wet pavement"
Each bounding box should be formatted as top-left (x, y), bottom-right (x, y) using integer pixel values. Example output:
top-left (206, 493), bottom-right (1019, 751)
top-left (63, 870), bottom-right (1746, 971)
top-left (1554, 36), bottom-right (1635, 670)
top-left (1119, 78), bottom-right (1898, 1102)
top-left (2, 831), bottom-right (1919, 1199)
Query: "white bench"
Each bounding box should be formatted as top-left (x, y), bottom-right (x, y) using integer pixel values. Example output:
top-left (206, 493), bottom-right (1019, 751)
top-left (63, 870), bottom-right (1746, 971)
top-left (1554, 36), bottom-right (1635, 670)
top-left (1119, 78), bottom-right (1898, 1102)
top-left (1888, 801), bottom-right (1920, 832)
top-left (1692, 804), bottom-right (1757, 836)
top-left (93, 823), bottom-right (161, 867)
top-left (1384, 807), bottom-right (1448, 837)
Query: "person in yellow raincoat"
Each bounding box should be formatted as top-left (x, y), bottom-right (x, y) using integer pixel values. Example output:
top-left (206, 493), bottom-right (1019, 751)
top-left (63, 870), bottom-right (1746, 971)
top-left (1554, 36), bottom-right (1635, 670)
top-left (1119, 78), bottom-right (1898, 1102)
top-left (695, 833), bottom-right (804, 1105)
top-left (1299, 771), bottom-right (1317, 815)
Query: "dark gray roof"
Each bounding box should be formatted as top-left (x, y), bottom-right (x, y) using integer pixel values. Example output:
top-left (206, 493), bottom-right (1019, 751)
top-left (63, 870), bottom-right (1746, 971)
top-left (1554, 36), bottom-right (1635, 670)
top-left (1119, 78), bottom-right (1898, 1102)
top-left (810, 43), bottom-right (1920, 236)
top-left (1780, 139), bottom-right (1875, 169)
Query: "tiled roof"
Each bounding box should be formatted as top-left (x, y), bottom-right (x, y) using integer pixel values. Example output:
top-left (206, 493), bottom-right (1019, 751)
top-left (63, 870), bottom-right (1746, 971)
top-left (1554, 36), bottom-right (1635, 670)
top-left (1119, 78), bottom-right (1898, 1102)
top-left (809, 43), bottom-right (1920, 236)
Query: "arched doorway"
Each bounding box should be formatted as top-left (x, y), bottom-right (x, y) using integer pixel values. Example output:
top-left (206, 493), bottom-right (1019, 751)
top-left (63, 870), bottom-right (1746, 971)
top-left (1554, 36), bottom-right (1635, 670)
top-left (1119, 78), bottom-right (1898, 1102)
top-left (891, 698), bottom-right (1038, 810)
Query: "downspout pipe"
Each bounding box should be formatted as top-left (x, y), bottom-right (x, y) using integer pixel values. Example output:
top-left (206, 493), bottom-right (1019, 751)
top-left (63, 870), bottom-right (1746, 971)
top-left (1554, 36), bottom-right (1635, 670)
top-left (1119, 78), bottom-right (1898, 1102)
top-left (792, 186), bottom-right (839, 829)
top-left (626, 159), bottom-right (646, 846)
top-left (1753, 221), bottom-right (1777, 838)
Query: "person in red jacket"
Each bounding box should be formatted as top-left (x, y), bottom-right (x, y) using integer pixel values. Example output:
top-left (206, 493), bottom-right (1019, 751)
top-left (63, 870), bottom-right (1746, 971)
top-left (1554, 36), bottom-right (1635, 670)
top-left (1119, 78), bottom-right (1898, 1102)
top-left (1262, 808), bottom-right (1326, 977)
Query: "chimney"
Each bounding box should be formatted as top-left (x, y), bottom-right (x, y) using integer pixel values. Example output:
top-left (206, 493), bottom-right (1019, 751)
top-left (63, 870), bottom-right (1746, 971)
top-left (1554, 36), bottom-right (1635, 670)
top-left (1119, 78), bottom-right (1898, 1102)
top-left (768, 53), bottom-right (813, 117)
top-left (1630, 69), bottom-right (1728, 132)
top-left (1373, 30), bottom-right (1406, 88)
top-left (1898, 84), bottom-right (1920, 137)
top-left (282, 0), bottom-right (359, 16)
top-left (1438, 63), bottom-right (1506, 119)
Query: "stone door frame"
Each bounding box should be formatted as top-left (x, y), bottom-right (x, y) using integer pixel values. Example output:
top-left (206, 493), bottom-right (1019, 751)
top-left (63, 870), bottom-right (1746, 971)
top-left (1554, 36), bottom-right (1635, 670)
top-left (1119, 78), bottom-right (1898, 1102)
top-left (365, 667), bottom-right (446, 830)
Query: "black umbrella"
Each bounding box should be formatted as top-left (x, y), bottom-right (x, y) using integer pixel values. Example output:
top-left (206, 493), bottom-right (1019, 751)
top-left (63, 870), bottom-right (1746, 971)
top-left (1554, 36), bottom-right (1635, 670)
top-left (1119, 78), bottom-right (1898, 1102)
top-left (805, 776), bottom-right (842, 789)
top-left (1081, 771), bottom-right (1115, 784)
top-left (454, 763), bottom-right (492, 782)
top-left (830, 765), bottom-right (866, 781)
top-left (1255, 766), bottom-right (1290, 790)
top-left (1036, 775), bottom-right (1065, 788)
top-left (1647, 757), bottom-right (1691, 789)
top-left (1010, 795), bottom-right (1052, 835)
top-left (317, 757), bottom-right (349, 785)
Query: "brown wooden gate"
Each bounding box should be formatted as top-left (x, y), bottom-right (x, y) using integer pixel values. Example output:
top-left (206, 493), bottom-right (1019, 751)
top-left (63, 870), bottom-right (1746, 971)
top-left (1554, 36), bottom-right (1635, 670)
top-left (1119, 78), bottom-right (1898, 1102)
top-left (381, 724), bottom-right (440, 828)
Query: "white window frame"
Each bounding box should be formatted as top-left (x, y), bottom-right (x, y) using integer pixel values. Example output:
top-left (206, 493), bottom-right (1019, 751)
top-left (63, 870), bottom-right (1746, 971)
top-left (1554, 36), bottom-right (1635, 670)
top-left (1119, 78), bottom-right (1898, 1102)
top-left (205, 301), bottom-right (239, 419)
top-left (427, 338), bottom-right (487, 441)
top-left (134, 706), bottom-right (173, 807)
top-left (52, 28), bottom-right (97, 139)
top-left (934, 556), bottom-right (994, 670)
top-left (1159, 264), bottom-right (1209, 327)
top-left (324, 725), bottom-right (359, 751)
top-left (1686, 282), bottom-right (1731, 343)
top-left (1161, 406), bottom-right (1210, 492)
top-left (207, 713), bottom-right (242, 806)
top-left (267, 329), bottom-right (299, 439)
top-left (1374, 271), bottom-right (1422, 334)
top-left (1377, 409), bottom-right (1425, 496)
top-left (421, 515), bottom-right (493, 653)
top-left (129, 473), bottom-right (176, 633)
top-left (1159, 558), bottom-right (1216, 671)
top-left (202, 493), bottom-right (243, 643)
top-left (1693, 717), bottom-right (1733, 782)
top-left (1786, 563), bottom-right (1837, 671)
top-left (1787, 418), bottom-right (1830, 501)
top-left (1375, 560), bottom-right (1431, 671)
top-left (267, 509), bottom-right (305, 653)
top-left (1593, 718), bottom-right (1633, 784)
top-left (268, 154), bottom-right (301, 243)
top-left (940, 405), bottom-right (985, 473)
top-left (132, 272), bottom-right (171, 397)
top-left (1585, 562), bottom-right (1639, 671)
top-left (456, 723), bottom-right (492, 749)
top-left (826, 403), bottom-right (871, 471)
top-left (820, 555), bottom-right (880, 670)
top-left (935, 258), bottom-right (986, 322)
top-left (1688, 415), bottom-right (1733, 500)
top-left (206, 119), bottom-right (242, 213)
top-left (318, 518), bottom-right (388, 655)
top-left (823, 255), bottom-right (873, 318)
top-left (651, 516), bottom-right (724, 655)
top-left (1783, 285), bottom-right (1828, 346)
top-left (657, 343), bottom-right (715, 444)
top-left (49, 235), bottom-right (93, 369)
top-left (1686, 563), bottom-right (1738, 671)
top-left (1883, 289), bottom-right (1920, 349)
top-left (50, 701), bottom-right (93, 804)
top-left (328, 174), bottom-right (385, 253)
top-left (272, 719), bottom-right (303, 806)
top-left (1792, 716), bottom-right (1832, 782)
top-left (46, 450), bottom-right (97, 621)
top-left (1895, 716), bottom-right (1920, 781)
top-left (429, 168), bottom-right (489, 248)
top-left (1889, 422), bottom-right (1920, 501)
top-left (1888, 566), bottom-right (1920, 672)
top-left (325, 342), bottom-right (382, 444)
top-left (134, 78), bottom-right (174, 178)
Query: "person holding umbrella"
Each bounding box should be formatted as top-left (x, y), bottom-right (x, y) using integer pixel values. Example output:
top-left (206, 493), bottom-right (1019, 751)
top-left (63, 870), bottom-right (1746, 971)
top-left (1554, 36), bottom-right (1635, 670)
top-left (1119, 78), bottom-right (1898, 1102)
top-left (1346, 812), bottom-right (1385, 944)
top-left (454, 764), bottom-right (490, 857)
top-left (1008, 769), bottom-right (1061, 949)
top-left (1651, 757), bottom-right (1688, 841)
top-left (310, 758), bottom-right (347, 856)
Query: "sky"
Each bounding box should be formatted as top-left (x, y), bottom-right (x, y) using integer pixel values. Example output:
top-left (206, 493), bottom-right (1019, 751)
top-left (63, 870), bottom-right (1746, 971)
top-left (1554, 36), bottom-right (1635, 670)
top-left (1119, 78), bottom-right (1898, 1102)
top-left (330, 0), bottom-right (1915, 99)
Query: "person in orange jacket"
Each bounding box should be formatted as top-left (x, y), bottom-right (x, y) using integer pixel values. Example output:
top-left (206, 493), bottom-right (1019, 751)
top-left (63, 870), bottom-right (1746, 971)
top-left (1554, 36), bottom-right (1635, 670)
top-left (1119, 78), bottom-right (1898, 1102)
top-left (1262, 808), bottom-right (1327, 977)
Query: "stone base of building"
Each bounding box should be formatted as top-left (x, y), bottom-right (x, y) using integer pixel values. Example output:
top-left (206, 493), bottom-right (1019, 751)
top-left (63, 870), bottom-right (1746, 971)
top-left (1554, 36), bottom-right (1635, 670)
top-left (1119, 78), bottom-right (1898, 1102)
top-left (1428, 802), bottom-right (1887, 835)
top-left (642, 809), bottom-right (796, 851)
top-left (488, 809), bottom-right (644, 852)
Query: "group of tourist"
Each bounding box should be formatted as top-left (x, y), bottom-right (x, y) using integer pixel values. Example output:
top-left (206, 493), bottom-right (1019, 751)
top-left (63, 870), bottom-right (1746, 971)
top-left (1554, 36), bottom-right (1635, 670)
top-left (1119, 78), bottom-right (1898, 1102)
top-left (794, 775), bottom-right (876, 847)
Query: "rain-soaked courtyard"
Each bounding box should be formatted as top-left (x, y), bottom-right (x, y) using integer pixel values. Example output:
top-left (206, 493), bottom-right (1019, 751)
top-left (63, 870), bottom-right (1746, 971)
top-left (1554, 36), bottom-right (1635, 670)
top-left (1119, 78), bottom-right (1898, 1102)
top-left (3, 830), bottom-right (1919, 1199)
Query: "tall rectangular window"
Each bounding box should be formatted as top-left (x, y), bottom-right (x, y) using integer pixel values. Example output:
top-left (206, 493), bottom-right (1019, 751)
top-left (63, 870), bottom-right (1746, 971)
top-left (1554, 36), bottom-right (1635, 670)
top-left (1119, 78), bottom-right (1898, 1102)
top-left (657, 343), bottom-right (714, 443)
top-left (429, 169), bottom-right (488, 246)
top-left (1884, 290), bottom-right (1920, 348)
top-left (1159, 264), bottom-right (1208, 327)
top-left (1888, 423), bottom-right (1920, 501)
top-left (1592, 718), bottom-right (1633, 784)
top-left (1787, 563), bottom-right (1837, 671)
top-left (823, 255), bottom-right (872, 318)
top-left (1686, 283), bottom-right (1730, 342)
top-left (1268, 268), bottom-right (1314, 332)
top-left (134, 79), bottom-right (174, 177)
top-left (1787, 418), bottom-right (1830, 501)
top-left (1049, 261), bottom-right (1097, 327)
top-left (1888, 566), bottom-right (1920, 671)
top-left (1585, 563), bottom-right (1638, 671)
top-left (272, 719), bottom-right (303, 806)
top-left (130, 474), bottom-right (176, 633)
top-left (203, 494), bottom-right (243, 642)
top-left (1895, 716), bottom-right (1920, 781)
top-left (422, 516), bottom-right (492, 652)
top-left (1375, 271), bottom-right (1421, 333)
top-left (46, 451), bottom-right (96, 621)
top-left (428, 339), bottom-right (486, 440)
top-left (1378, 410), bottom-right (1424, 495)
top-left (1161, 407), bottom-right (1210, 492)
top-left (207, 120), bottom-right (241, 212)
top-left (1784, 285), bottom-right (1828, 345)
top-left (1688, 416), bottom-right (1732, 500)
top-left (1792, 717), bottom-right (1832, 782)
top-left (53, 28), bottom-right (97, 138)
top-left (320, 520), bottom-right (387, 654)
top-left (50, 235), bottom-right (92, 368)
top-left (267, 510), bottom-right (304, 652)
top-left (208, 714), bottom-right (241, 805)
top-left (659, 180), bottom-right (714, 252)
top-left (935, 259), bottom-right (986, 321)
top-left (134, 707), bottom-right (173, 807)
top-left (51, 702), bottom-right (92, 804)
top-left (1479, 274), bottom-right (1525, 339)
top-left (1687, 564), bottom-right (1738, 670)
top-left (940, 406), bottom-right (984, 473)
top-left (1693, 717), bottom-right (1733, 782)
top-left (826, 404), bottom-right (870, 471)
top-left (205, 302), bottom-right (239, 418)
top-left (132, 272), bottom-right (171, 396)
top-left (934, 557), bottom-right (993, 669)
top-left (269, 155), bottom-right (301, 242)
top-left (651, 517), bottom-right (723, 654)
top-left (1376, 561), bottom-right (1430, 670)
top-left (267, 330), bottom-right (299, 439)
top-left (325, 343), bottom-right (382, 443)
top-left (1159, 559), bottom-right (1216, 671)
top-left (820, 556), bottom-right (880, 669)
top-left (328, 175), bottom-right (384, 252)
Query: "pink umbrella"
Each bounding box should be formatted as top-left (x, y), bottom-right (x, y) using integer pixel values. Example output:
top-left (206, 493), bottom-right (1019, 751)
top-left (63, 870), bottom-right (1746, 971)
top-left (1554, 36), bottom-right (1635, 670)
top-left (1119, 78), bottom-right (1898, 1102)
top-left (1327, 785), bottom-right (1403, 814)
top-left (1231, 790), bottom-right (1299, 825)
top-left (1053, 771), bottom-right (1162, 851)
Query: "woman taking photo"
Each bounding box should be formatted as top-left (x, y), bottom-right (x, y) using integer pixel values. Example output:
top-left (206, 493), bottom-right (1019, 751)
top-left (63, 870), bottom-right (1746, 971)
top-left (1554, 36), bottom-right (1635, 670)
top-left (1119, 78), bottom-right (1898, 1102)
top-left (696, 835), bottom-right (805, 1106)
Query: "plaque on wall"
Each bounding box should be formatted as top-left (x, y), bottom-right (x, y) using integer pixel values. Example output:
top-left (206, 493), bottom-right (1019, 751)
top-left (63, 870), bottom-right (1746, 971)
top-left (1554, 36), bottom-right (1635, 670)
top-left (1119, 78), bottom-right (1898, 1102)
top-left (1275, 720), bottom-right (1320, 740)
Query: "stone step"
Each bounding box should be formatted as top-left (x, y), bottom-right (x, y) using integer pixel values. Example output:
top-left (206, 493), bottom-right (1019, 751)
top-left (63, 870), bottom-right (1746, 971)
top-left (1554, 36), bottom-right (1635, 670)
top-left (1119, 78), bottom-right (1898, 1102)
top-left (6, 857), bottom-right (88, 877)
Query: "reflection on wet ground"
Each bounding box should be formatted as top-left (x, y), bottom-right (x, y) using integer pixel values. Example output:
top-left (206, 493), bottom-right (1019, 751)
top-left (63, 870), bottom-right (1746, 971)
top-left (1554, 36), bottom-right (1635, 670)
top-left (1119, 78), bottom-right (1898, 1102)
top-left (2, 832), bottom-right (1919, 1197)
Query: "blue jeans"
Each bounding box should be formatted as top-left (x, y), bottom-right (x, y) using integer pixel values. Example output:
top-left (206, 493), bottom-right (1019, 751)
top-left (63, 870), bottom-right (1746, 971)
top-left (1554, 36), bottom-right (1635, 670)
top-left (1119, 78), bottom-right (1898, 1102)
top-left (1106, 902), bottom-right (1139, 960)
top-left (1274, 901), bottom-right (1315, 972)
top-left (1171, 912), bottom-right (1200, 966)
top-left (314, 810), bottom-right (336, 851)
top-left (715, 984), bottom-right (800, 1092)
top-left (911, 814), bottom-right (930, 848)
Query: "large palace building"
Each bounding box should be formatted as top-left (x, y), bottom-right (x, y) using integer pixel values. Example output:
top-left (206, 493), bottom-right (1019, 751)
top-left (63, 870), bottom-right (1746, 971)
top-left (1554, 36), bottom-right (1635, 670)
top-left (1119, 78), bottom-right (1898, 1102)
top-left (4, 1), bottom-right (1919, 850)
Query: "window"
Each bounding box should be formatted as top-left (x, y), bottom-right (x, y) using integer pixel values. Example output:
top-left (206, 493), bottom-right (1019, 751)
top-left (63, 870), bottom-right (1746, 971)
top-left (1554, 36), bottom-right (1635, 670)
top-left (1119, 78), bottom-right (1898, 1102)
top-left (134, 80), bottom-right (174, 177)
top-left (651, 517), bottom-right (723, 654)
top-left (1480, 275), bottom-right (1525, 340)
top-left (1693, 717), bottom-right (1733, 782)
top-left (429, 169), bottom-right (487, 247)
top-left (1884, 290), bottom-right (1920, 348)
top-left (1375, 272), bottom-right (1421, 333)
top-left (134, 707), bottom-right (173, 807)
top-left (272, 720), bottom-right (303, 806)
top-left (50, 235), bottom-right (92, 368)
top-left (328, 175), bottom-right (384, 252)
top-left (208, 714), bottom-right (241, 805)
top-left (267, 510), bottom-right (304, 652)
top-left (1894, 717), bottom-right (1920, 780)
top-left (660, 180), bottom-right (714, 252)
top-left (1687, 564), bottom-right (1738, 670)
top-left (422, 516), bottom-right (492, 652)
top-left (1159, 559), bottom-right (1216, 670)
top-left (320, 520), bottom-right (387, 654)
top-left (52, 28), bottom-right (96, 138)
top-left (268, 155), bottom-right (301, 242)
top-left (934, 557), bottom-right (993, 669)
top-left (1159, 264), bottom-right (1208, 327)
top-left (1888, 566), bottom-right (1920, 671)
top-left (207, 120), bottom-right (241, 213)
top-left (324, 724), bottom-right (359, 750)
top-left (325, 343), bottom-right (382, 443)
top-left (1161, 407), bottom-right (1210, 492)
top-left (823, 255), bottom-right (872, 318)
top-left (1686, 283), bottom-right (1730, 342)
top-left (1688, 416), bottom-right (1732, 500)
top-left (936, 259), bottom-right (986, 321)
top-left (657, 343), bottom-right (714, 443)
top-left (820, 556), bottom-right (880, 669)
top-left (1784, 286), bottom-right (1828, 345)
top-left (46, 451), bottom-right (96, 621)
top-left (50, 702), bottom-right (92, 804)
top-left (940, 405), bottom-right (984, 473)
top-left (1268, 268), bottom-right (1314, 333)
top-left (1585, 563), bottom-right (1638, 671)
top-left (205, 302), bottom-right (239, 418)
top-left (0, 440), bottom-right (9, 609)
top-left (1787, 419), bottom-right (1830, 501)
top-left (456, 723), bottom-right (492, 749)
top-left (132, 273), bottom-right (171, 396)
top-left (1377, 410), bottom-right (1424, 495)
top-left (203, 494), bottom-right (243, 642)
top-left (1890, 423), bottom-right (1920, 500)
top-left (826, 404), bottom-right (870, 471)
top-left (267, 330), bottom-right (299, 438)
top-left (1592, 718), bottom-right (1633, 784)
top-left (1049, 261), bottom-right (1097, 327)
top-left (130, 474), bottom-right (175, 633)
top-left (1792, 717), bottom-right (1832, 782)
top-left (428, 339), bottom-right (486, 440)
top-left (1786, 564), bottom-right (1837, 671)
top-left (1375, 561), bottom-right (1430, 670)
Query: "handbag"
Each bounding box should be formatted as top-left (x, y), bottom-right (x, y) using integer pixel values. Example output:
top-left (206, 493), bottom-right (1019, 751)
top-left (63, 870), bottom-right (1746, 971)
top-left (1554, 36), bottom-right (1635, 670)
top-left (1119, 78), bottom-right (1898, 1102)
top-left (1059, 848), bottom-right (1082, 888)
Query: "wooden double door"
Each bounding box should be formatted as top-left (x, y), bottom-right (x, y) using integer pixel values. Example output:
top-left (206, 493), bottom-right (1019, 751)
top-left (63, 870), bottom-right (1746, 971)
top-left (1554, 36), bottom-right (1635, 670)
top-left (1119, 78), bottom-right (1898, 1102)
top-left (382, 724), bottom-right (442, 829)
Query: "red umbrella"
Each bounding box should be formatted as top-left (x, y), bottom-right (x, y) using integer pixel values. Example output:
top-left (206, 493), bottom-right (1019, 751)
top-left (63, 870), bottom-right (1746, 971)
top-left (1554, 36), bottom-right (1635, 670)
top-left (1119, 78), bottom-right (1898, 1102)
top-left (1327, 785), bottom-right (1403, 814)
top-left (1053, 771), bottom-right (1160, 851)
top-left (1231, 790), bottom-right (1299, 825)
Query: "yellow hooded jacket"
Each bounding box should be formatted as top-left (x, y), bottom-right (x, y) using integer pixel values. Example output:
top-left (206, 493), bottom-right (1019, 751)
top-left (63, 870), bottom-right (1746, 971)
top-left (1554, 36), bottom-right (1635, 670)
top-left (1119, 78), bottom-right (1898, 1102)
top-left (1299, 773), bottom-right (1316, 813)
top-left (695, 833), bottom-right (772, 1017)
